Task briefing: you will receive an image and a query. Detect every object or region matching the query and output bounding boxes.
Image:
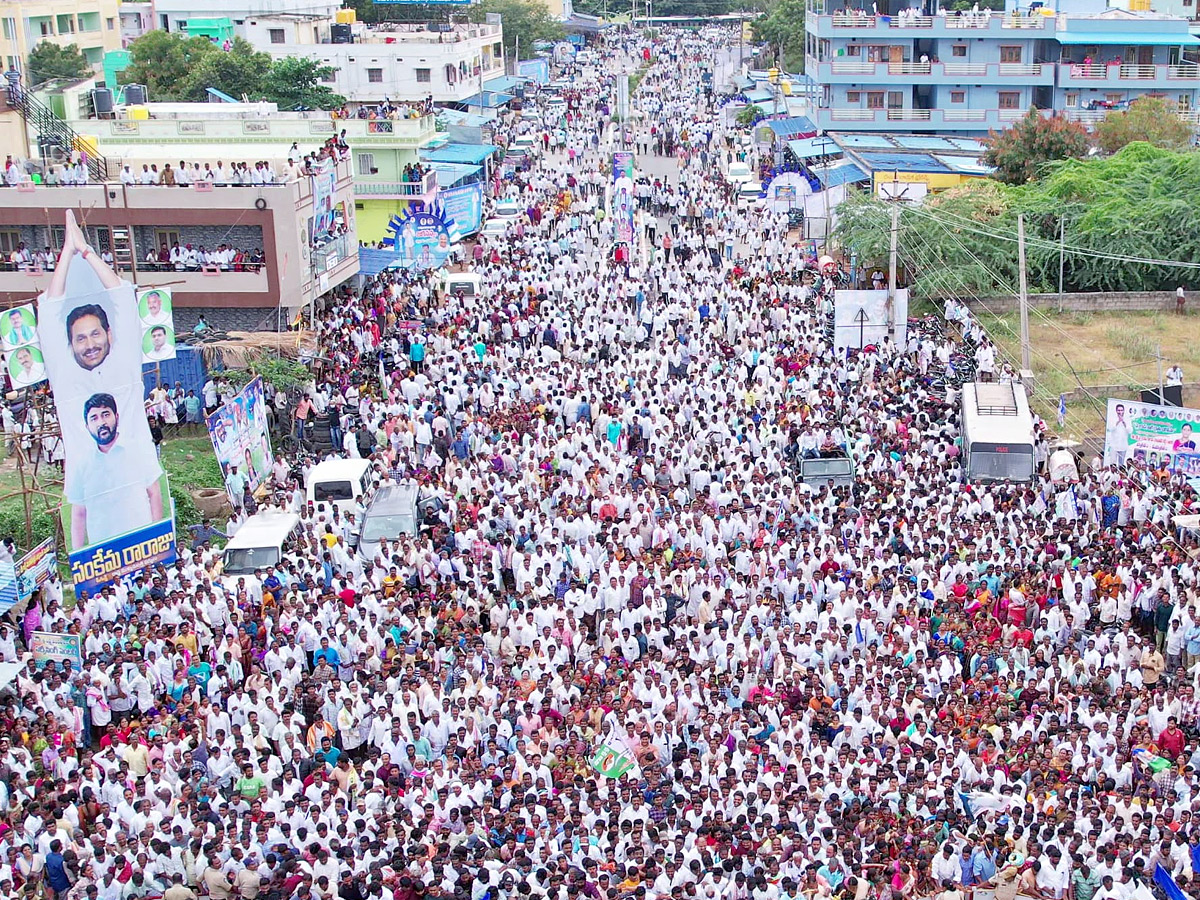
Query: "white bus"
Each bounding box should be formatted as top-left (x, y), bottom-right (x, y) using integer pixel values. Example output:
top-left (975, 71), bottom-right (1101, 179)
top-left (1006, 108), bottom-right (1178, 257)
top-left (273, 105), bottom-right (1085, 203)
top-left (960, 382), bottom-right (1037, 483)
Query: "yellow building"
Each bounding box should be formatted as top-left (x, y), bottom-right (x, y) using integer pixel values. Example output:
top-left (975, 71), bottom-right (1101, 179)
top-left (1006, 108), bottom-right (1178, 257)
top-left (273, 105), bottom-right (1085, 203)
top-left (0, 0), bottom-right (123, 79)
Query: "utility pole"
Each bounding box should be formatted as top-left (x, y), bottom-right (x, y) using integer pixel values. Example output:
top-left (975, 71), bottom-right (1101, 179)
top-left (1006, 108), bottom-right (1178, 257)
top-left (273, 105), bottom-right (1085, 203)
top-left (1018, 212), bottom-right (1030, 372)
top-left (887, 202), bottom-right (898, 336)
top-left (1157, 343), bottom-right (1165, 405)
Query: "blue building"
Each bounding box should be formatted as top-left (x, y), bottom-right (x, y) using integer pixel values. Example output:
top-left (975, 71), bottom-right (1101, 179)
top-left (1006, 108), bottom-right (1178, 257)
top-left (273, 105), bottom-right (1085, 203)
top-left (803, 0), bottom-right (1200, 132)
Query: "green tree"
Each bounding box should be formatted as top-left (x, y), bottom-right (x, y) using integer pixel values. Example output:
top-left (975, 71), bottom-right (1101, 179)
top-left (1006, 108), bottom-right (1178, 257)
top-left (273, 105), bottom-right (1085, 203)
top-left (180, 38), bottom-right (271, 102)
top-left (122, 31), bottom-right (220, 101)
top-left (982, 107), bottom-right (1089, 184)
top-left (753, 0), bottom-right (806, 73)
top-left (735, 104), bottom-right (764, 127)
top-left (258, 57), bottom-right (345, 110)
top-left (836, 142), bottom-right (1200, 296)
top-left (25, 42), bottom-right (91, 86)
top-left (1094, 97), bottom-right (1192, 155)
top-left (468, 0), bottom-right (564, 56)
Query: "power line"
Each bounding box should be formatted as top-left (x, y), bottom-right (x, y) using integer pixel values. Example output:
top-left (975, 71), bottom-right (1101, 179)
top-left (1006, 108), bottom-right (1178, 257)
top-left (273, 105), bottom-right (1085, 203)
top-left (902, 204), bottom-right (1200, 272)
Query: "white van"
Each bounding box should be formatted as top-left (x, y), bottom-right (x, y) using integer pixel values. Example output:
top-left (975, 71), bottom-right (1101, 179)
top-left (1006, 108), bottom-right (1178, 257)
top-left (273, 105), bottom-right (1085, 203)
top-left (221, 511), bottom-right (301, 575)
top-left (306, 458), bottom-right (374, 518)
top-left (439, 271), bottom-right (482, 300)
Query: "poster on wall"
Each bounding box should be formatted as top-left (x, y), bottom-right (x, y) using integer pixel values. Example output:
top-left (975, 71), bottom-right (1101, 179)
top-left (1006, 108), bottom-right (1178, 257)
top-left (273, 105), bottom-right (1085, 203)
top-left (1104, 397), bottom-right (1200, 471)
top-left (36, 213), bottom-right (176, 595)
top-left (309, 163), bottom-right (338, 242)
top-left (137, 287), bottom-right (176, 363)
top-left (206, 376), bottom-right (274, 501)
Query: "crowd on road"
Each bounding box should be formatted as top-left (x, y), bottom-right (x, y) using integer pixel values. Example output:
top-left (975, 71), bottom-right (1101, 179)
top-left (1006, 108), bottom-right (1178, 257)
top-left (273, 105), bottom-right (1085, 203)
top-left (3, 24), bottom-right (1200, 900)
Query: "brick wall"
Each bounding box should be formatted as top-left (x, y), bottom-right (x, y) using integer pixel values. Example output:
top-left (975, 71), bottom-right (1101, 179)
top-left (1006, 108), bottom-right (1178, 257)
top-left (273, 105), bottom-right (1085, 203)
top-left (966, 291), bottom-right (1193, 314)
top-left (174, 307), bottom-right (284, 334)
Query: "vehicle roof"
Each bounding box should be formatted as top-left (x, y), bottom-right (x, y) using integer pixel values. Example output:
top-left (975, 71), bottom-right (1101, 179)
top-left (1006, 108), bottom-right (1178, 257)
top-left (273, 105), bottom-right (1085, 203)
top-left (225, 512), bottom-right (300, 551)
top-left (307, 458), bottom-right (372, 482)
top-left (366, 483), bottom-right (420, 516)
top-left (961, 382), bottom-right (1035, 447)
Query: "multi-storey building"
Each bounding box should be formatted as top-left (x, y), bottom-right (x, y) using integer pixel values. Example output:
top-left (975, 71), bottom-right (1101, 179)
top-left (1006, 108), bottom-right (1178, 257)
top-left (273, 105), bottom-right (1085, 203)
top-left (0, 0), bottom-right (123, 76)
top-left (0, 156), bottom-right (359, 330)
top-left (246, 19), bottom-right (507, 106)
top-left (804, 0), bottom-right (1200, 132)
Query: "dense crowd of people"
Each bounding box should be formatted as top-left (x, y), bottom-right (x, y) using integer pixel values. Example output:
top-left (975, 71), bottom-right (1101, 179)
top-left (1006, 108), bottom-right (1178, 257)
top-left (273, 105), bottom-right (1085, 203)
top-left (2, 24), bottom-right (1200, 900)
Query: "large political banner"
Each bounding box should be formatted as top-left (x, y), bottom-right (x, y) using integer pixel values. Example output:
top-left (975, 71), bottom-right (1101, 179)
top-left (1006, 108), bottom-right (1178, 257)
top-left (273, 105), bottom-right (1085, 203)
top-left (385, 206), bottom-right (456, 270)
top-left (611, 152), bottom-right (635, 246)
top-left (1104, 398), bottom-right (1200, 471)
top-left (37, 213), bottom-right (176, 594)
top-left (440, 183), bottom-right (484, 237)
top-left (207, 376), bottom-right (273, 501)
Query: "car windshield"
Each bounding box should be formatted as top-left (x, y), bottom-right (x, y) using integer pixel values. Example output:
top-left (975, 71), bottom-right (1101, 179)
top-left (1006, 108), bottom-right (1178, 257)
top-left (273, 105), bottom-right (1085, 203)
top-left (803, 460), bottom-right (851, 478)
top-left (224, 547), bottom-right (279, 573)
top-left (362, 513), bottom-right (415, 542)
top-left (313, 481), bottom-right (354, 502)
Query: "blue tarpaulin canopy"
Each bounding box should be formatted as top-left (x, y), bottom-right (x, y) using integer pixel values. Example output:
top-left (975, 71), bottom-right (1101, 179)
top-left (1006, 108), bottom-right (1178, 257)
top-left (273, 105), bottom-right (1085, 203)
top-left (421, 143), bottom-right (499, 165)
top-left (788, 137), bottom-right (842, 160)
top-left (483, 75), bottom-right (526, 92)
top-left (457, 92), bottom-right (515, 108)
top-left (817, 162), bottom-right (868, 188)
top-left (744, 88), bottom-right (773, 104)
top-left (766, 116), bottom-right (817, 138)
top-left (429, 161), bottom-right (483, 187)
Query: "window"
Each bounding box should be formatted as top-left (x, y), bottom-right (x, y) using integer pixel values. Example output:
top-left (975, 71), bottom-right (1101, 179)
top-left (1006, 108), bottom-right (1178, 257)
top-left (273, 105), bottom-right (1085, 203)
top-left (1106, 93), bottom-right (1123, 104)
top-left (999, 46), bottom-right (1022, 64)
top-left (106, 17), bottom-right (115, 29)
top-left (269, 28), bottom-right (285, 43)
top-left (320, 66), bottom-right (337, 83)
top-left (155, 229), bottom-right (181, 250)
top-left (367, 68), bottom-right (383, 83)
top-left (39, 20), bottom-right (52, 35)
top-left (998, 91), bottom-right (1021, 109)
top-left (845, 44), bottom-right (860, 57)
top-left (1180, 94), bottom-right (1192, 110)
top-left (357, 152), bottom-right (376, 176)
top-left (415, 67), bottom-right (431, 83)
top-left (887, 91), bottom-right (904, 109)
top-left (1065, 92), bottom-right (1078, 107)
top-left (0, 230), bottom-right (21, 255)
top-left (866, 91), bottom-right (884, 109)
top-left (493, 42), bottom-right (502, 57)
top-left (846, 91), bottom-right (861, 103)
top-left (950, 90), bottom-right (965, 103)
top-left (952, 44), bottom-right (967, 58)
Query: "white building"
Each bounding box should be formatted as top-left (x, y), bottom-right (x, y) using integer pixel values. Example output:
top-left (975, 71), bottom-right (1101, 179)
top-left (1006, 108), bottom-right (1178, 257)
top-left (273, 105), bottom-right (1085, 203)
top-left (243, 19), bottom-right (506, 105)
top-left (152, 0), bottom-right (339, 34)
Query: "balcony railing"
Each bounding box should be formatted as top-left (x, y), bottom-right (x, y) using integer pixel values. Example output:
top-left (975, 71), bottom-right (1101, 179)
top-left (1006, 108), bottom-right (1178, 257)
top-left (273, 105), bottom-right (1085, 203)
top-left (1064, 106), bottom-right (1200, 127)
top-left (1061, 62), bottom-right (1200, 82)
top-left (887, 108), bottom-right (932, 120)
top-left (830, 60), bottom-right (876, 74)
top-left (829, 108), bottom-right (879, 120)
top-left (353, 170), bottom-right (438, 199)
top-left (824, 60), bottom-right (1046, 80)
top-left (943, 63), bottom-right (988, 76)
top-left (942, 109), bottom-right (988, 121)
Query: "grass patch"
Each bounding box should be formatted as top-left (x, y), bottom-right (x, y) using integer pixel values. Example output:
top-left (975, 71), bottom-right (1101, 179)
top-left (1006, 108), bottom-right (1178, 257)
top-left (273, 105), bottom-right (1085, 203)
top-left (628, 64), bottom-right (650, 96)
top-left (0, 433), bottom-right (223, 555)
top-left (979, 307), bottom-right (1196, 446)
